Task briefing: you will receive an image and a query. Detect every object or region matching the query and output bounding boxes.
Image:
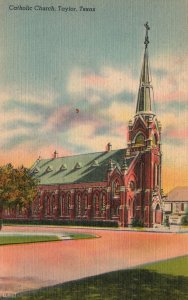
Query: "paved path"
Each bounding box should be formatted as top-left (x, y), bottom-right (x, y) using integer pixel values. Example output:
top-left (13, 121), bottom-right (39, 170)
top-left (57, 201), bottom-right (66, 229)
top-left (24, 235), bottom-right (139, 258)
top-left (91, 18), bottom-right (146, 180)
top-left (1, 226), bottom-right (188, 297)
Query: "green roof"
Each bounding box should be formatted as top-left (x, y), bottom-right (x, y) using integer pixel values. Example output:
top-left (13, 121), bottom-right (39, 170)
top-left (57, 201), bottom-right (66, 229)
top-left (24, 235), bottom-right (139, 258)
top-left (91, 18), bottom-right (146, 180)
top-left (31, 149), bottom-right (135, 185)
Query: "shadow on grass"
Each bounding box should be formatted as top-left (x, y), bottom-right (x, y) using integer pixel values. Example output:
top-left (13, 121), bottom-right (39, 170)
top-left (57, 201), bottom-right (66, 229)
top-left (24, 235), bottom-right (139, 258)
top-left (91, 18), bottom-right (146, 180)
top-left (5, 268), bottom-right (188, 300)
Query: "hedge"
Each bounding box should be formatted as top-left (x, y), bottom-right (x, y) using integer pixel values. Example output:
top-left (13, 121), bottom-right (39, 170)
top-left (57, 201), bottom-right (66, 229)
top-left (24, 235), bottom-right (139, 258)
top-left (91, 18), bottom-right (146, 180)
top-left (2, 218), bottom-right (119, 228)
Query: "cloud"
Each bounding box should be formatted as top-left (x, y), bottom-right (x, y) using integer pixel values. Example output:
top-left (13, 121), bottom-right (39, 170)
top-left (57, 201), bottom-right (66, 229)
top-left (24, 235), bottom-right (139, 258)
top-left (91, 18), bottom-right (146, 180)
top-left (0, 88), bottom-right (56, 106)
top-left (67, 66), bottom-right (137, 99)
top-left (0, 88), bottom-right (57, 153)
top-left (64, 122), bottom-right (126, 153)
top-left (36, 144), bottom-right (72, 161)
top-left (158, 109), bottom-right (188, 142)
top-left (152, 53), bottom-right (188, 103)
top-left (105, 102), bottom-right (133, 123)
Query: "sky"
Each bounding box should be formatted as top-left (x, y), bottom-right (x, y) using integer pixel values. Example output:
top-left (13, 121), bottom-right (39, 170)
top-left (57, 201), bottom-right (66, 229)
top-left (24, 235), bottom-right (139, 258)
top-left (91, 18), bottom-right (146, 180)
top-left (0, 0), bottom-right (188, 192)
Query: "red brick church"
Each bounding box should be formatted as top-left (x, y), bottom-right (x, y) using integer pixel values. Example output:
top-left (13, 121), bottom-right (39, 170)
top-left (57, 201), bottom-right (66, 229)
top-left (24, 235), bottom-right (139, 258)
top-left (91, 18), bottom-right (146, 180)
top-left (5, 23), bottom-right (164, 227)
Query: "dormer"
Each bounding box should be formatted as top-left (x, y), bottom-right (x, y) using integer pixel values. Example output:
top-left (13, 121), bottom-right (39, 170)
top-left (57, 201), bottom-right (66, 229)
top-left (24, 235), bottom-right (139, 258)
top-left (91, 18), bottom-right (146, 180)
top-left (46, 165), bottom-right (53, 172)
top-left (75, 162), bottom-right (82, 169)
top-left (33, 166), bottom-right (40, 174)
top-left (91, 160), bottom-right (99, 167)
top-left (60, 163), bottom-right (67, 171)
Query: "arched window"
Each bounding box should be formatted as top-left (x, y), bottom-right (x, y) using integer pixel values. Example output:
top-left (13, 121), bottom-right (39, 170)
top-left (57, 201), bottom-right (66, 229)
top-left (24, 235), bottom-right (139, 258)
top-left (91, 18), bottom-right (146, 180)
top-left (133, 198), bottom-right (136, 218)
top-left (157, 165), bottom-right (160, 187)
top-left (59, 193), bottom-right (66, 216)
top-left (102, 193), bottom-right (106, 211)
top-left (139, 163), bottom-right (143, 188)
top-left (129, 180), bottom-right (136, 191)
top-left (44, 195), bottom-right (50, 215)
top-left (112, 178), bottom-right (120, 197)
top-left (65, 193), bottom-right (71, 216)
top-left (44, 195), bottom-right (49, 215)
top-left (51, 194), bottom-right (56, 215)
top-left (92, 192), bottom-right (99, 218)
top-left (98, 194), bottom-right (103, 216)
top-left (75, 193), bottom-right (82, 217)
top-left (82, 193), bottom-right (88, 216)
top-left (92, 194), bottom-right (96, 217)
top-left (98, 192), bottom-right (106, 217)
top-left (152, 134), bottom-right (158, 146)
top-left (135, 133), bottom-right (145, 146)
top-left (153, 164), bottom-right (158, 187)
top-left (32, 196), bottom-right (40, 216)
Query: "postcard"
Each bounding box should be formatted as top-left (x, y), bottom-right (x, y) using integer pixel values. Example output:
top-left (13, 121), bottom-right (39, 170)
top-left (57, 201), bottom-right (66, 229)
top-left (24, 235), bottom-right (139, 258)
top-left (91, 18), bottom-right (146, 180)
top-left (0, 0), bottom-right (188, 299)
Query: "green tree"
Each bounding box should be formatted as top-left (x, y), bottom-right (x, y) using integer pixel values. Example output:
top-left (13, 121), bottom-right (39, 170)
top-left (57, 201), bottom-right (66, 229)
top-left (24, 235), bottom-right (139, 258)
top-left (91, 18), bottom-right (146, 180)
top-left (0, 164), bottom-right (38, 230)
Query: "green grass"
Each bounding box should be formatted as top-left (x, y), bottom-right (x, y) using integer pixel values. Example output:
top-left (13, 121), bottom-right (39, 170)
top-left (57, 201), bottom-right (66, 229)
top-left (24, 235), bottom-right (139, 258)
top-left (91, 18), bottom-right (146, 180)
top-left (0, 235), bottom-right (61, 245)
top-left (7, 256), bottom-right (188, 300)
top-left (143, 256), bottom-right (188, 277)
top-left (0, 232), bottom-right (96, 245)
top-left (68, 233), bottom-right (98, 240)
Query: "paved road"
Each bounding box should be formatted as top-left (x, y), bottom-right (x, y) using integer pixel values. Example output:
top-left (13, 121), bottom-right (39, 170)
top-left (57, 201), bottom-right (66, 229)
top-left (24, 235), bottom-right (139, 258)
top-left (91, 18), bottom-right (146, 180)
top-left (1, 226), bottom-right (188, 297)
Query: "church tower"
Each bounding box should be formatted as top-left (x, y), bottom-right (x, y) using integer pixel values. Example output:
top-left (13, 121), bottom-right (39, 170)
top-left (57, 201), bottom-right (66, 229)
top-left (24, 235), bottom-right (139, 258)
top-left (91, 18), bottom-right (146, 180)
top-left (126, 23), bottom-right (163, 227)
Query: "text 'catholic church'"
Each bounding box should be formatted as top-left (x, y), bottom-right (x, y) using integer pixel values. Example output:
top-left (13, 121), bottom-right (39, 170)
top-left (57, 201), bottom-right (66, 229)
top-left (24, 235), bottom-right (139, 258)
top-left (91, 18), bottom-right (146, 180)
top-left (7, 23), bottom-right (164, 227)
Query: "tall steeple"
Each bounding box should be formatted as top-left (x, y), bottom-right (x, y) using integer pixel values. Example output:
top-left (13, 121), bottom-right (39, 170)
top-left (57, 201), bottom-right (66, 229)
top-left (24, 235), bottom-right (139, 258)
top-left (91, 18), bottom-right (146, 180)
top-left (136, 22), bottom-right (154, 115)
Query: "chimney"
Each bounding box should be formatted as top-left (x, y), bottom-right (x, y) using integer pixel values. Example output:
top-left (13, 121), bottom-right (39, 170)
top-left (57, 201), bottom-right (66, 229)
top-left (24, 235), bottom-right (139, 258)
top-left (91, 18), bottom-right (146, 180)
top-left (107, 142), bottom-right (112, 152)
top-left (53, 150), bottom-right (58, 159)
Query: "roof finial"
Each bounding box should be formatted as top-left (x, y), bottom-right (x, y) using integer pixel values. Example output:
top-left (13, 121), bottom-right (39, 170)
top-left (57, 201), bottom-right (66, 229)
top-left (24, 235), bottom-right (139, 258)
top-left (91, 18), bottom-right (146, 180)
top-left (144, 22), bottom-right (150, 48)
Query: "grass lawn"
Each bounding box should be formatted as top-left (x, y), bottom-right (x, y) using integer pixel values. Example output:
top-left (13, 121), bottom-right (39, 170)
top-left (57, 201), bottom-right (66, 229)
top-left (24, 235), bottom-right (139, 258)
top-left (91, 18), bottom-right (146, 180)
top-left (0, 232), bottom-right (96, 246)
top-left (68, 233), bottom-right (98, 240)
top-left (0, 235), bottom-right (61, 245)
top-left (143, 255), bottom-right (188, 277)
top-left (9, 256), bottom-right (188, 300)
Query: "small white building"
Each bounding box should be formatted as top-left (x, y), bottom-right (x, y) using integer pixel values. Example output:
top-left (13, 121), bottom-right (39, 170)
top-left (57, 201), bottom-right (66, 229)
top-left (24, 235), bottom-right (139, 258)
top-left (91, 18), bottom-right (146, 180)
top-left (164, 187), bottom-right (188, 225)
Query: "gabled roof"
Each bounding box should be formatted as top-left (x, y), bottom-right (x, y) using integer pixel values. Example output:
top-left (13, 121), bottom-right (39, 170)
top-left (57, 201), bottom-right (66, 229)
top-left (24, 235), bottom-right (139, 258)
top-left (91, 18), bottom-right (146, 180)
top-left (167, 187), bottom-right (188, 202)
top-left (31, 149), bottom-right (135, 185)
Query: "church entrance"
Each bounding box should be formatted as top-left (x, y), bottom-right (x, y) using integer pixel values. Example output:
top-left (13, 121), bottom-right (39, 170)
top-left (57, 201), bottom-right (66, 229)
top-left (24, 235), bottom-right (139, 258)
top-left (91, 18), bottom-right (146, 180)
top-left (155, 204), bottom-right (163, 224)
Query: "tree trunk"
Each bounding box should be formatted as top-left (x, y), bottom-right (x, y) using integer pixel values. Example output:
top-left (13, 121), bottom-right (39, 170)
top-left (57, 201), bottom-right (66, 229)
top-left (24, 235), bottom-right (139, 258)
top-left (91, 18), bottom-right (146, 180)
top-left (0, 202), bottom-right (3, 231)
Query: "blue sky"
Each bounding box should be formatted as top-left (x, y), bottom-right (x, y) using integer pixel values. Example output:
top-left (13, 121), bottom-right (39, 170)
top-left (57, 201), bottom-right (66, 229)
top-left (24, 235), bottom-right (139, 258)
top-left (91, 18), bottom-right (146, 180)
top-left (0, 0), bottom-right (188, 190)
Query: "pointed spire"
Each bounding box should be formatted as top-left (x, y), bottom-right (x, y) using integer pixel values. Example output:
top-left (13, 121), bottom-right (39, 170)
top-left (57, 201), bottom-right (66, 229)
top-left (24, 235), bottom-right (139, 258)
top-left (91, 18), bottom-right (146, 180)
top-left (136, 22), bottom-right (154, 115)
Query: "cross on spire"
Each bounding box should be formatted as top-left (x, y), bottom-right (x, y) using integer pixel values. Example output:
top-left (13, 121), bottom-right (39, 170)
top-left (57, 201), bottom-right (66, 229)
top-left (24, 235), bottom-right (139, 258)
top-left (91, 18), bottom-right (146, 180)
top-left (144, 22), bottom-right (150, 48)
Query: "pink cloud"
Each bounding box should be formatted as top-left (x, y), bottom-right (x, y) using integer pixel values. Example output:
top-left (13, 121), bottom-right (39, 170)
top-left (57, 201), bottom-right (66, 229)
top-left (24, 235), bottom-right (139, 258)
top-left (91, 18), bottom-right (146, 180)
top-left (167, 129), bottom-right (188, 139)
top-left (85, 74), bottom-right (106, 86)
top-left (67, 67), bottom-right (137, 98)
top-left (0, 143), bottom-right (73, 167)
top-left (114, 125), bottom-right (127, 138)
top-left (44, 106), bottom-right (71, 131)
top-left (152, 53), bottom-right (188, 102)
top-left (37, 145), bottom-right (72, 160)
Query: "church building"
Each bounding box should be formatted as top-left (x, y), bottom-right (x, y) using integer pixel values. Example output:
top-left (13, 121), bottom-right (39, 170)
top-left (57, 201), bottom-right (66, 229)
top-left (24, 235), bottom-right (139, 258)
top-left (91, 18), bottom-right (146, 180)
top-left (5, 23), bottom-right (164, 227)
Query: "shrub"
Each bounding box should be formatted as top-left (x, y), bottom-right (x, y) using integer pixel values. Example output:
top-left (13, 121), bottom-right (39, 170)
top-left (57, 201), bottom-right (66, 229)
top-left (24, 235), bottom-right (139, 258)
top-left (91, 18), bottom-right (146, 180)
top-left (131, 218), bottom-right (144, 227)
top-left (3, 218), bottom-right (119, 228)
top-left (181, 206), bottom-right (188, 225)
top-left (163, 216), bottom-right (170, 227)
top-left (181, 215), bottom-right (188, 225)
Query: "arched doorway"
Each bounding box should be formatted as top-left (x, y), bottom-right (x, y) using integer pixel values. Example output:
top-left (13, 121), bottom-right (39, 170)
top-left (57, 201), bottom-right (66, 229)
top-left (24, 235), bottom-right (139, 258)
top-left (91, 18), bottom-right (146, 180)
top-left (155, 204), bottom-right (162, 224)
